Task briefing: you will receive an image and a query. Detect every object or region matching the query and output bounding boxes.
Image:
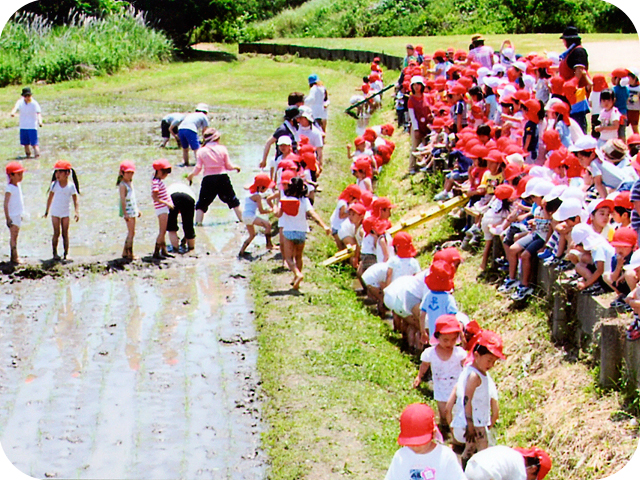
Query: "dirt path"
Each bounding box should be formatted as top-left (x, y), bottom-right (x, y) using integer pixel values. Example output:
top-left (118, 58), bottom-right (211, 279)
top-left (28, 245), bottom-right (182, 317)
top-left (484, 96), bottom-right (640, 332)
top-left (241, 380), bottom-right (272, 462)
top-left (582, 40), bottom-right (640, 73)
top-left (0, 96), bottom-right (273, 478)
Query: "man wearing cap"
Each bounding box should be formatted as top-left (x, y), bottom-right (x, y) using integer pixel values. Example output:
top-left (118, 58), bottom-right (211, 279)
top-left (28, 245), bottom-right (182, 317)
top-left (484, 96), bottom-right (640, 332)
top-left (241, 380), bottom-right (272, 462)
top-left (261, 106), bottom-right (300, 171)
top-left (304, 74), bottom-right (328, 132)
top-left (177, 103), bottom-right (210, 167)
top-left (467, 35), bottom-right (494, 70)
top-left (558, 26), bottom-right (592, 133)
top-left (465, 445), bottom-right (552, 480)
top-left (11, 87), bottom-right (43, 158)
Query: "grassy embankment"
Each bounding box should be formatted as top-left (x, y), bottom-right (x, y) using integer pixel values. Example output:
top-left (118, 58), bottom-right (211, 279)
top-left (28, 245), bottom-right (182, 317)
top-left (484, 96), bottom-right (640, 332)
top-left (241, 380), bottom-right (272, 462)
top-left (0, 8), bottom-right (173, 87)
top-left (236, 50), bottom-right (640, 479)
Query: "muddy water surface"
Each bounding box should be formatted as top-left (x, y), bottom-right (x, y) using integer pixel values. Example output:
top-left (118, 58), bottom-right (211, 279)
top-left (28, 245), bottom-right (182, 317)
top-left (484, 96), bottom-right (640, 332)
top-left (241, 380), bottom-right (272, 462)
top-left (0, 96), bottom-right (274, 478)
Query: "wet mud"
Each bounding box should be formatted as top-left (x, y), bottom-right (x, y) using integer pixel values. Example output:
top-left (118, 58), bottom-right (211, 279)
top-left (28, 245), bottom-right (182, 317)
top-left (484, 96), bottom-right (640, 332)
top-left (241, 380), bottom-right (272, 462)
top-left (0, 97), bottom-right (273, 478)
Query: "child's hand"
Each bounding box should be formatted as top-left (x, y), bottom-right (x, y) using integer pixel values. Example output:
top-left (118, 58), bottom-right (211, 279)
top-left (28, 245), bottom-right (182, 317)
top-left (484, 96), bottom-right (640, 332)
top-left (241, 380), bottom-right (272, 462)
top-left (6, 220), bottom-right (13, 228)
top-left (412, 375), bottom-right (421, 388)
top-left (420, 331), bottom-right (429, 345)
top-left (43, 211), bottom-right (48, 218)
top-left (465, 424), bottom-right (477, 442)
top-left (74, 213), bottom-right (79, 222)
top-left (138, 211), bottom-right (142, 218)
top-left (324, 226), bottom-right (332, 236)
top-left (577, 281), bottom-right (586, 290)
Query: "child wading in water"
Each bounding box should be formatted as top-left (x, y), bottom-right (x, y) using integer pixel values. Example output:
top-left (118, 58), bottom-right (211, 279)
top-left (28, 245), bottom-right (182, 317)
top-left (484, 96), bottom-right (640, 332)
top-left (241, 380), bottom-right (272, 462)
top-left (239, 173), bottom-right (275, 256)
top-left (44, 160), bottom-right (80, 261)
top-left (413, 314), bottom-right (466, 440)
top-left (4, 162), bottom-right (25, 264)
top-left (117, 160), bottom-right (141, 261)
top-left (151, 159), bottom-right (174, 259)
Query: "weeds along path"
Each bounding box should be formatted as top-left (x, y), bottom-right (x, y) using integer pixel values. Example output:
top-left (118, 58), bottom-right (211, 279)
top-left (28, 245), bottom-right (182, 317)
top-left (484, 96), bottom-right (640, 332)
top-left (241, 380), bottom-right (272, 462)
top-left (0, 68), bottom-right (280, 478)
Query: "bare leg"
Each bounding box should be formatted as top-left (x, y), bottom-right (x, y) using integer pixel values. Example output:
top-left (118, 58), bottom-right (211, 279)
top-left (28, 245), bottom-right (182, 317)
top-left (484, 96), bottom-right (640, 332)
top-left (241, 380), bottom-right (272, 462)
top-left (521, 250), bottom-right (532, 286)
top-left (182, 148), bottom-right (190, 167)
top-left (232, 206), bottom-right (243, 222)
top-left (154, 213), bottom-right (168, 258)
top-left (239, 225), bottom-right (257, 255)
top-left (195, 210), bottom-right (205, 225)
top-left (282, 238), bottom-right (299, 282)
top-left (51, 216), bottom-right (61, 259)
top-left (168, 231), bottom-right (180, 249)
top-left (33, 145), bottom-right (40, 157)
top-left (292, 242), bottom-right (305, 289)
top-left (61, 216), bottom-right (70, 259)
top-left (9, 225), bottom-right (20, 263)
top-left (480, 238), bottom-right (492, 271)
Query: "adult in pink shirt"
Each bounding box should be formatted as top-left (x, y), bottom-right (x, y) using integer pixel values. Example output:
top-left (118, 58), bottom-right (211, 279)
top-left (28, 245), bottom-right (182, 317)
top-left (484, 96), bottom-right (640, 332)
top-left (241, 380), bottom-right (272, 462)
top-left (187, 128), bottom-right (243, 225)
top-left (467, 35), bottom-right (494, 70)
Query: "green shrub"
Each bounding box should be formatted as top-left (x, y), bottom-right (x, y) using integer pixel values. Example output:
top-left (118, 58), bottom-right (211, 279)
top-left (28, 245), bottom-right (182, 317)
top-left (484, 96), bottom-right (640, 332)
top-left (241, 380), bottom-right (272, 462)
top-left (0, 7), bottom-right (173, 86)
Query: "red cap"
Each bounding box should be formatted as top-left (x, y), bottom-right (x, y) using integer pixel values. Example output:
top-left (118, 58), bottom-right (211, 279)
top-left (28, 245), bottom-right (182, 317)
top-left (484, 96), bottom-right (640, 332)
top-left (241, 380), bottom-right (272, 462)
top-left (611, 68), bottom-right (629, 78)
top-left (348, 203), bottom-right (367, 215)
top-left (614, 191), bottom-right (633, 210)
top-left (486, 150), bottom-right (505, 164)
top-left (592, 74), bottom-right (608, 92)
top-left (54, 160), bottom-right (73, 171)
top-left (610, 226), bottom-right (638, 248)
top-left (372, 218), bottom-right (392, 235)
top-left (433, 247), bottom-right (462, 267)
top-left (465, 320), bottom-right (482, 336)
top-left (449, 83), bottom-right (467, 96)
top-left (514, 447), bottom-right (552, 480)
top-left (360, 190), bottom-right (373, 208)
top-left (152, 158), bottom-right (171, 171)
top-left (549, 102), bottom-right (571, 125)
top-left (354, 136), bottom-right (365, 146)
top-left (503, 163), bottom-right (523, 181)
top-left (381, 124), bottom-right (395, 136)
top-left (280, 170), bottom-right (296, 185)
top-left (435, 314), bottom-right (462, 335)
top-left (371, 197), bottom-right (396, 216)
top-left (363, 128), bottom-right (377, 143)
top-left (468, 144), bottom-right (490, 160)
top-left (425, 260), bottom-right (455, 292)
top-left (5, 162), bottom-right (25, 175)
top-left (298, 135), bottom-right (309, 146)
top-left (542, 129), bottom-right (562, 151)
top-left (249, 173), bottom-right (275, 193)
top-left (433, 49), bottom-right (446, 59)
top-left (339, 184), bottom-right (362, 202)
top-left (476, 330), bottom-right (506, 359)
top-left (299, 144), bottom-right (316, 155)
top-left (546, 148), bottom-right (567, 169)
top-left (119, 160), bottom-right (136, 173)
top-left (494, 184), bottom-right (515, 200)
top-left (561, 153), bottom-right (584, 178)
top-left (549, 76), bottom-right (565, 95)
top-left (515, 175), bottom-right (531, 198)
top-left (301, 152), bottom-right (317, 171)
top-left (278, 159), bottom-right (298, 171)
top-left (392, 231), bottom-right (417, 258)
top-left (397, 403), bottom-right (435, 446)
top-left (513, 90), bottom-right (530, 102)
top-left (627, 134), bottom-right (640, 146)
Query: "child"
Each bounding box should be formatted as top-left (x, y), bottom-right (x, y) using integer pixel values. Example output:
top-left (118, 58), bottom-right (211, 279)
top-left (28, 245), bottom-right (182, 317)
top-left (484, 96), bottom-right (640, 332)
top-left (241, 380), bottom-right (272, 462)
top-left (611, 69), bottom-right (629, 141)
top-left (4, 162), bottom-right (25, 264)
top-left (151, 158), bottom-right (174, 259)
top-left (10, 87), bottom-right (42, 158)
top-left (571, 223), bottom-right (616, 295)
top-left (239, 174), bottom-right (275, 256)
top-left (330, 184), bottom-right (361, 247)
top-left (589, 74), bottom-right (608, 139)
top-left (44, 160), bottom-right (80, 261)
top-left (628, 69), bottom-right (640, 135)
top-left (447, 330), bottom-right (504, 467)
top-left (480, 184), bottom-right (516, 271)
top-left (594, 89), bottom-right (621, 147)
top-left (352, 158), bottom-right (373, 193)
top-left (276, 176), bottom-right (331, 289)
top-left (604, 226), bottom-right (636, 309)
top-left (624, 250), bottom-right (640, 340)
top-left (420, 260), bottom-right (458, 345)
top-left (117, 161), bottom-right (141, 261)
top-left (384, 403), bottom-right (466, 480)
top-left (413, 314), bottom-right (467, 439)
top-left (613, 191), bottom-right (632, 228)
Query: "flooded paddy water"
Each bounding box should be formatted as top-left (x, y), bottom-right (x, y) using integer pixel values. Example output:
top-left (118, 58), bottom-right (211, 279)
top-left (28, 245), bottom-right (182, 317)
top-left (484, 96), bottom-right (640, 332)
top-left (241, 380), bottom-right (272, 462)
top-left (0, 94), bottom-right (274, 478)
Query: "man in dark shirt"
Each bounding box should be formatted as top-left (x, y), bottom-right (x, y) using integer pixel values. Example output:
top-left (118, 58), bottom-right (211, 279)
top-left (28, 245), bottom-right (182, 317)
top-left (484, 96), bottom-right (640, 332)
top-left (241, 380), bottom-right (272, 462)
top-left (559, 26), bottom-right (592, 133)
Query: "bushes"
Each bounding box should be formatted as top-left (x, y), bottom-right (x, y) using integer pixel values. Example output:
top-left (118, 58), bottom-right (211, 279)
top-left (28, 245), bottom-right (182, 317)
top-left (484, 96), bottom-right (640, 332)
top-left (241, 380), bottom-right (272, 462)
top-left (0, 7), bottom-right (173, 87)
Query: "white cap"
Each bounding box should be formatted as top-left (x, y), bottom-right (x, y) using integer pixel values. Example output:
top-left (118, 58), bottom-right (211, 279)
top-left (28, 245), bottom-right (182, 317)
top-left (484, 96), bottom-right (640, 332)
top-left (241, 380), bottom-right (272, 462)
top-left (529, 166), bottom-right (553, 179)
top-left (195, 103), bottom-right (209, 113)
top-left (492, 64), bottom-right (506, 75)
top-left (477, 67), bottom-right (491, 79)
top-left (410, 75), bottom-right (426, 86)
top-left (553, 198), bottom-right (584, 221)
top-left (523, 74), bottom-right (536, 90)
top-left (277, 136), bottom-right (292, 146)
top-left (624, 249), bottom-right (640, 271)
top-left (529, 179), bottom-right (555, 198)
top-left (455, 312), bottom-right (470, 326)
top-left (483, 76), bottom-right (501, 89)
top-left (571, 223), bottom-right (596, 246)
top-left (521, 177), bottom-right (543, 198)
top-left (544, 184), bottom-right (567, 202)
top-left (513, 61), bottom-right (527, 72)
top-left (298, 105), bottom-right (314, 121)
top-left (502, 48), bottom-right (515, 60)
top-left (548, 52), bottom-right (560, 66)
top-left (506, 153), bottom-right (525, 167)
top-left (559, 186), bottom-right (585, 202)
top-left (568, 135), bottom-right (598, 152)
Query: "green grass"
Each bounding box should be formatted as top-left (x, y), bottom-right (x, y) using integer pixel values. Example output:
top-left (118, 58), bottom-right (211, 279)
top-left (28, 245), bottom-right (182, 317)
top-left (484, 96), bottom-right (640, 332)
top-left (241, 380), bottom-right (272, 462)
top-left (0, 8), bottom-right (173, 86)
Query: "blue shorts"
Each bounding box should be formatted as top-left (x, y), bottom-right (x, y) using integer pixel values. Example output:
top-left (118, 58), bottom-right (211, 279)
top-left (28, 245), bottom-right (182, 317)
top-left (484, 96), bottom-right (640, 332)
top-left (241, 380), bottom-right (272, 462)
top-left (20, 129), bottom-right (38, 146)
top-left (283, 230), bottom-right (307, 244)
top-left (178, 129), bottom-right (200, 151)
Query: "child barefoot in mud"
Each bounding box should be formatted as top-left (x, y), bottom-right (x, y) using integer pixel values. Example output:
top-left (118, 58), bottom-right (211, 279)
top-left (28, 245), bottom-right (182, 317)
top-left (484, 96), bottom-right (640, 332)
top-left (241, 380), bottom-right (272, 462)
top-left (117, 161), bottom-right (141, 261)
top-left (239, 174), bottom-right (275, 257)
top-left (44, 160), bottom-right (80, 261)
top-left (4, 162), bottom-right (25, 264)
top-left (151, 159), bottom-right (174, 259)
top-left (276, 177), bottom-right (331, 289)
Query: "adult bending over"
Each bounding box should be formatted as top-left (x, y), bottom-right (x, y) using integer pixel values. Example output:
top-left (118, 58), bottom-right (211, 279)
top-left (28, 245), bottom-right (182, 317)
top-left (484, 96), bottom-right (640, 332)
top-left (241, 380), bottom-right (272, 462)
top-left (187, 128), bottom-right (242, 225)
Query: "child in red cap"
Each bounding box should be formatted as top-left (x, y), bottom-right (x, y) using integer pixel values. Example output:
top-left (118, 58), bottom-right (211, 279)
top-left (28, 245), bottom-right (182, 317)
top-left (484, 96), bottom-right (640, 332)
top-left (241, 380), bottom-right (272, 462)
top-left (330, 184), bottom-right (362, 248)
top-left (384, 403), bottom-right (466, 480)
top-left (466, 445), bottom-right (552, 480)
top-left (116, 160), bottom-right (140, 261)
top-left (413, 314), bottom-right (466, 439)
top-left (447, 330), bottom-right (504, 467)
top-left (150, 158), bottom-right (174, 259)
top-left (420, 260), bottom-right (458, 345)
top-left (239, 174), bottom-right (275, 257)
top-left (44, 160), bottom-right (81, 261)
top-left (4, 162), bottom-right (25, 264)
top-left (603, 226), bottom-right (637, 309)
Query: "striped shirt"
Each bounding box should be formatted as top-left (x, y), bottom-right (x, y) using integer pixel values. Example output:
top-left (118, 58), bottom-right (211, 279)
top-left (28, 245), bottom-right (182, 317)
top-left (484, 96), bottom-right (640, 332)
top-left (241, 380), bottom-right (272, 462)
top-left (151, 177), bottom-right (170, 210)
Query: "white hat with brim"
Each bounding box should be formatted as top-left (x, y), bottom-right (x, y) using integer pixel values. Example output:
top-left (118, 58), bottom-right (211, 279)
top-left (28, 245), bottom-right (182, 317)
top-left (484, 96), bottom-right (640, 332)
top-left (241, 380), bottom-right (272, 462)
top-left (559, 186), bottom-right (585, 202)
top-left (568, 135), bottom-right (598, 153)
top-left (410, 75), bottom-right (426, 86)
top-left (571, 223), bottom-right (596, 246)
top-left (521, 177), bottom-right (543, 198)
top-left (277, 136), bottom-right (293, 146)
top-left (506, 153), bottom-right (525, 167)
top-left (482, 76), bottom-right (501, 89)
top-left (544, 184), bottom-right (567, 202)
top-left (552, 198), bottom-right (584, 221)
top-left (528, 179), bottom-right (555, 198)
top-left (195, 103), bottom-right (209, 114)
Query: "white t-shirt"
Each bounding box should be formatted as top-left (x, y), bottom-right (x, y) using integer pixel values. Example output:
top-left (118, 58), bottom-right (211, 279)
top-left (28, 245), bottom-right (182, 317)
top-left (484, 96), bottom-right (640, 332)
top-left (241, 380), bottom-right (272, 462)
top-left (330, 199), bottom-right (348, 231)
top-left (279, 196), bottom-right (313, 232)
top-left (384, 445), bottom-right (466, 480)
top-left (361, 262), bottom-right (389, 288)
top-left (598, 107), bottom-right (622, 142)
top-left (14, 98), bottom-right (41, 130)
top-left (305, 85), bottom-right (327, 120)
top-left (420, 346), bottom-right (467, 401)
top-left (590, 239), bottom-right (616, 273)
top-left (386, 256), bottom-right (421, 283)
top-left (361, 233), bottom-right (376, 255)
top-left (49, 181), bottom-right (78, 218)
top-left (451, 365), bottom-right (497, 429)
top-left (177, 112), bottom-right (208, 133)
top-left (337, 219), bottom-right (357, 241)
top-left (5, 183), bottom-right (24, 218)
top-left (297, 125), bottom-right (324, 148)
top-left (465, 446), bottom-right (527, 480)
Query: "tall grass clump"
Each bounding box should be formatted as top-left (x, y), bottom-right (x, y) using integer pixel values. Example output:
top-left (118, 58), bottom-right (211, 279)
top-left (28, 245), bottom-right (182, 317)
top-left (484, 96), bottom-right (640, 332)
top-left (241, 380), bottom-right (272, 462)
top-left (0, 7), bottom-right (173, 87)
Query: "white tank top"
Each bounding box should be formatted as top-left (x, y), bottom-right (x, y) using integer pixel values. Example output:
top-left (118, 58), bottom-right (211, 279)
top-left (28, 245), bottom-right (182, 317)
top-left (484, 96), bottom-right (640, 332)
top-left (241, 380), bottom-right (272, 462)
top-left (451, 365), bottom-right (497, 428)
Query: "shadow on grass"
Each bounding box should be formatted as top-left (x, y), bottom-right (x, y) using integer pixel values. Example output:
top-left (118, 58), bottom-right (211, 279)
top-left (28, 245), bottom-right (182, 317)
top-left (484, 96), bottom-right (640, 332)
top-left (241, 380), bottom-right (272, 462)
top-left (267, 288), bottom-right (303, 297)
top-left (178, 49), bottom-right (237, 63)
